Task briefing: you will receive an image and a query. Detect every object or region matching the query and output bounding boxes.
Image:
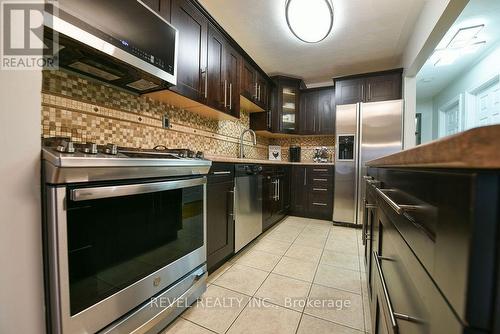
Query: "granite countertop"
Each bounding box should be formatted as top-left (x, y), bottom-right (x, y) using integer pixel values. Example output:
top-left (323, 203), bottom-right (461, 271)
top-left (366, 125), bottom-right (500, 169)
top-left (205, 154), bottom-right (335, 166)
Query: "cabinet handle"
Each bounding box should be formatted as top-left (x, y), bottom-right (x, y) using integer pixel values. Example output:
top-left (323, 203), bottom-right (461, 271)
top-left (313, 168), bottom-right (328, 172)
top-left (254, 82), bottom-right (258, 99)
top-left (313, 178), bottom-right (327, 182)
top-left (312, 202), bottom-right (327, 206)
top-left (267, 110), bottom-right (271, 128)
top-left (375, 188), bottom-right (419, 215)
top-left (201, 68), bottom-right (208, 99)
top-left (229, 83), bottom-right (233, 110)
top-left (213, 171), bottom-right (231, 175)
top-left (313, 188), bottom-right (327, 191)
top-left (224, 80), bottom-right (228, 108)
top-left (368, 83), bottom-right (371, 100)
top-left (373, 251), bottom-right (422, 327)
top-left (258, 85), bottom-right (261, 101)
top-left (304, 169), bottom-right (307, 186)
top-left (277, 179), bottom-right (280, 200)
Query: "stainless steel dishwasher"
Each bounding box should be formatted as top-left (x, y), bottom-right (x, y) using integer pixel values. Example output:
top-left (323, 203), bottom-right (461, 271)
top-left (234, 164), bottom-right (263, 252)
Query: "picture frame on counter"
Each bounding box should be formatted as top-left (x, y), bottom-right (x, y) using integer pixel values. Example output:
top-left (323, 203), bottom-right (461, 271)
top-left (268, 145), bottom-right (282, 160)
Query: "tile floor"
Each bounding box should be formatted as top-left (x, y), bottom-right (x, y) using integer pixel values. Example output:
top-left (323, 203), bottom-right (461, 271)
top-left (162, 216), bottom-right (371, 334)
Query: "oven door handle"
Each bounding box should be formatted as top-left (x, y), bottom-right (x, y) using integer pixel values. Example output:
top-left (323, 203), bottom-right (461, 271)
top-left (70, 177), bottom-right (207, 201)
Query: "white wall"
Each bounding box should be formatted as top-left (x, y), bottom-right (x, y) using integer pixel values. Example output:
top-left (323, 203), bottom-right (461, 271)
top-left (432, 42), bottom-right (500, 137)
top-left (0, 70), bottom-right (45, 333)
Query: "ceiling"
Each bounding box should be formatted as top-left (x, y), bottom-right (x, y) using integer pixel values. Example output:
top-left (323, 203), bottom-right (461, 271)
top-left (416, 0), bottom-right (500, 100)
top-left (197, 0), bottom-right (426, 86)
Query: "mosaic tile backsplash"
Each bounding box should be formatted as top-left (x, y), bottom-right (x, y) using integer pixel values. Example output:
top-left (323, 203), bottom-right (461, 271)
top-left (41, 70), bottom-right (334, 161)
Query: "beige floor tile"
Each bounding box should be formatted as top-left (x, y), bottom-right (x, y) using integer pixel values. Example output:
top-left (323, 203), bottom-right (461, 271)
top-left (305, 284), bottom-right (364, 331)
top-left (303, 224), bottom-right (331, 233)
top-left (363, 294), bottom-right (372, 334)
top-left (251, 238), bottom-right (291, 256)
top-left (297, 314), bottom-right (364, 334)
top-left (207, 261), bottom-right (233, 284)
top-left (284, 243), bottom-right (323, 263)
top-left (294, 233), bottom-right (328, 249)
top-left (314, 264), bottom-right (361, 294)
top-left (227, 299), bottom-right (301, 334)
top-left (213, 264), bottom-right (269, 296)
top-left (320, 249), bottom-right (360, 271)
top-left (324, 237), bottom-right (359, 255)
top-left (254, 273), bottom-right (311, 311)
top-left (235, 249), bottom-right (281, 271)
top-left (272, 256), bottom-right (318, 282)
top-left (162, 318), bottom-right (214, 334)
top-left (182, 285), bottom-right (250, 333)
top-left (265, 226), bottom-right (301, 243)
top-left (228, 247), bottom-right (251, 264)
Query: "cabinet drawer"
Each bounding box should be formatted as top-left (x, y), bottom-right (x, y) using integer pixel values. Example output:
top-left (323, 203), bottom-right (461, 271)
top-left (208, 163), bottom-right (234, 183)
top-left (309, 166), bottom-right (333, 176)
top-left (310, 176), bottom-right (333, 189)
top-left (373, 209), bottom-right (463, 334)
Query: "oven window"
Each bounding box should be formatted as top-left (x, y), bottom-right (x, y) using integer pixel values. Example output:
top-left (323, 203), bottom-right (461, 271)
top-left (66, 182), bottom-right (204, 315)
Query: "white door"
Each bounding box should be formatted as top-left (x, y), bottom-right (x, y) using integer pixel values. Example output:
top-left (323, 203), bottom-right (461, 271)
top-left (475, 81), bottom-right (500, 126)
top-left (444, 102), bottom-right (460, 136)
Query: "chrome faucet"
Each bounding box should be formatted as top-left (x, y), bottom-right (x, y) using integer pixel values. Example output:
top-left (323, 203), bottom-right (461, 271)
top-left (239, 129), bottom-right (257, 158)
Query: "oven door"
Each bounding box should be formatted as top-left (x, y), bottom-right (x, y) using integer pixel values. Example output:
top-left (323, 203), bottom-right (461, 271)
top-left (46, 176), bottom-right (206, 334)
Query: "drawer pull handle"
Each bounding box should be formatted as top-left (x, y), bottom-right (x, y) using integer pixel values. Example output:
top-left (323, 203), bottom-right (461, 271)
top-left (373, 251), bottom-right (398, 330)
top-left (313, 188), bottom-right (327, 191)
top-left (313, 168), bottom-right (328, 172)
top-left (373, 251), bottom-right (422, 329)
top-left (312, 202), bottom-right (327, 206)
top-left (375, 188), bottom-right (420, 215)
top-left (213, 171), bottom-right (231, 175)
top-left (313, 178), bottom-right (327, 182)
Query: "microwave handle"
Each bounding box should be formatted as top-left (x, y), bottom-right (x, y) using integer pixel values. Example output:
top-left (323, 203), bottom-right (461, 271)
top-left (70, 177), bottom-right (206, 201)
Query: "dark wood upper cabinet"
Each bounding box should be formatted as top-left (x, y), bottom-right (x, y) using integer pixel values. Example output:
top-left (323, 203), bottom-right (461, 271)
top-left (274, 76), bottom-right (302, 134)
top-left (335, 69), bottom-right (403, 105)
top-left (206, 25), bottom-right (226, 112)
top-left (365, 72), bottom-right (402, 102)
top-left (298, 87), bottom-right (335, 135)
top-left (241, 60), bottom-right (257, 101)
top-left (255, 74), bottom-right (269, 110)
top-left (225, 44), bottom-right (241, 117)
top-left (299, 90), bottom-right (319, 135)
top-left (317, 88), bottom-right (335, 134)
top-left (170, 0), bottom-right (207, 102)
top-left (335, 78), bottom-right (365, 105)
top-left (159, 0), bottom-right (171, 21)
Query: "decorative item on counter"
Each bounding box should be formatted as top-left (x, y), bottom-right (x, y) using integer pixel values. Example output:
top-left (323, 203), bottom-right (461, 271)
top-left (289, 145), bottom-right (301, 162)
top-left (313, 147), bottom-right (330, 163)
top-left (268, 145), bottom-right (282, 160)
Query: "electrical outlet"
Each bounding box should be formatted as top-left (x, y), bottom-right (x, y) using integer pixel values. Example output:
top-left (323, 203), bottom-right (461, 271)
top-left (162, 115), bottom-right (170, 129)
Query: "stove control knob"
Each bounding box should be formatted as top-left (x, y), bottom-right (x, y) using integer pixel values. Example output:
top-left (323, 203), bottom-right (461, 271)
top-left (105, 143), bottom-right (118, 155)
top-left (56, 140), bottom-right (75, 153)
top-left (83, 142), bottom-right (98, 154)
top-left (195, 151), bottom-right (204, 159)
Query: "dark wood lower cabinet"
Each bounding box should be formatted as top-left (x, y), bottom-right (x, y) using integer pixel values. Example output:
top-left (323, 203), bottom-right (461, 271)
top-left (365, 167), bottom-right (500, 333)
top-left (290, 165), bottom-right (333, 220)
top-left (206, 163), bottom-right (235, 273)
top-left (262, 165), bottom-right (290, 231)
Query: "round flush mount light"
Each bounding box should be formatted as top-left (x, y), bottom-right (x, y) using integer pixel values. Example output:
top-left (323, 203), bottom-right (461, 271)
top-left (285, 0), bottom-right (334, 43)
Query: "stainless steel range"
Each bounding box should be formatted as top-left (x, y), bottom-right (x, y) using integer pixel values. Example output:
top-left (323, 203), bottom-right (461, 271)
top-left (42, 138), bottom-right (211, 334)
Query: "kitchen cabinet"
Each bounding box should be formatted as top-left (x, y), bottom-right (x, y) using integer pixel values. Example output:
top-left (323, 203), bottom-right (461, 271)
top-left (274, 76), bottom-right (303, 134)
top-left (299, 87), bottom-right (335, 135)
top-left (142, 0), bottom-right (170, 19)
top-left (170, 0), bottom-right (207, 102)
top-left (240, 59), bottom-right (269, 110)
top-left (335, 69), bottom-right (402, 105)
top-left (262, 165), bottom-right (290, 231)
top-left (290, 165), bottom-right (334, 220)
top-left (364, 167), bottom-right (500, 333)
top-left (206, 163), bottom-right (235, 273)
top-left (206, 24), bottom-right (241, 117)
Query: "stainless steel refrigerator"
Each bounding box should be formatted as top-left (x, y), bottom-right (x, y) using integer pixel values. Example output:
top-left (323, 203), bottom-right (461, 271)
top-left (333, 100), bottom-right (403, 225)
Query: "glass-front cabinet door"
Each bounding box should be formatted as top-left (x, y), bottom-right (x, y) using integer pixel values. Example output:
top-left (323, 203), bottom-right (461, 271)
top-left (281, 85), bottom-right (298, 132)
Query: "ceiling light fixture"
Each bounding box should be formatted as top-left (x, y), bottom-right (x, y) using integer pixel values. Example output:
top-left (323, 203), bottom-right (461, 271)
top-left (432, 24), bottom-right (486, 67)
top-left (285, 0), bottom-right (334, 43)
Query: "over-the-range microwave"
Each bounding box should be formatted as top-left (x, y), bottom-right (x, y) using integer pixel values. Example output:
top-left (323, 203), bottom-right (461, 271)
top-left (44, 0), bottom-right (178, 93)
